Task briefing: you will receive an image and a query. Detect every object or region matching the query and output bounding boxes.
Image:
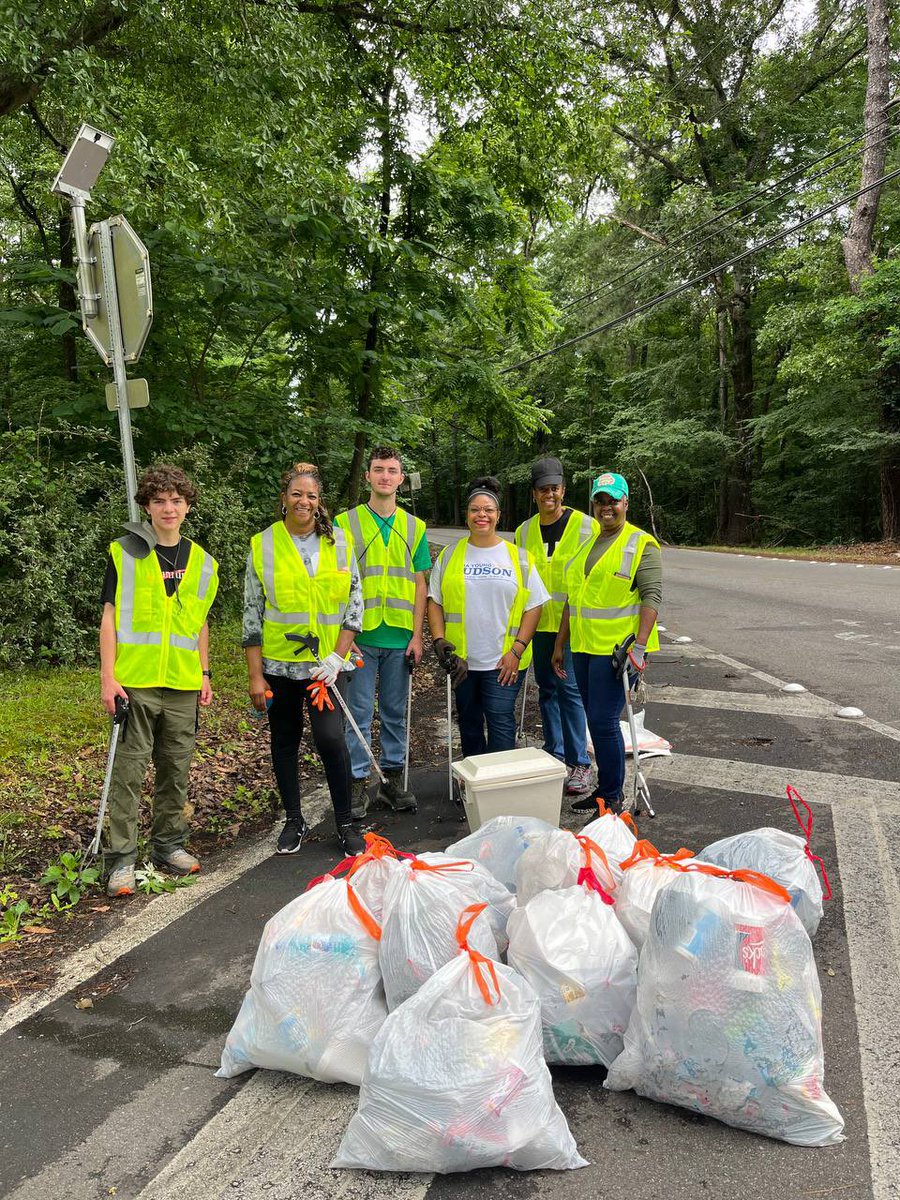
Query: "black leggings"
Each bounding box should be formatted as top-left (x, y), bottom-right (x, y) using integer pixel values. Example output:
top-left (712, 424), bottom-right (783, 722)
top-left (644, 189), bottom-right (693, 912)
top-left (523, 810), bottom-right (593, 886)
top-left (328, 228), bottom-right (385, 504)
top-left (264, 673), bottom-right (352, 828)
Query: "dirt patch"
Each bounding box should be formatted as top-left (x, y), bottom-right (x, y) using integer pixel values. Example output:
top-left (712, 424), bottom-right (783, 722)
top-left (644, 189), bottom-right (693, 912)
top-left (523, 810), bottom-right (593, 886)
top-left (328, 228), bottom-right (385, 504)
top-left (690, 540), bottom-right (900, 564)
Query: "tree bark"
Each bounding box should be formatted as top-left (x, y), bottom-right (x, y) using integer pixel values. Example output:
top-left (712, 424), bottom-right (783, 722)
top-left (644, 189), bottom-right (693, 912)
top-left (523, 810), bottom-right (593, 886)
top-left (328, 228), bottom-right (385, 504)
top-left (716, 270), bottom-right (755, 544)
top-left (841, 0), bottom-right (891, 292)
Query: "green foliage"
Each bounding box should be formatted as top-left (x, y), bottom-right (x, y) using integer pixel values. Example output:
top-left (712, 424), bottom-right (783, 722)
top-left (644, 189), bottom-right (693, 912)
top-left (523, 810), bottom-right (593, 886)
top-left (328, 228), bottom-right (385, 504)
top-left (39, 850), bottom-right (100, 911)
top-left (134, 861), bottom-right (196, 895)
top-left (0, 887), bottom-right (32, 943)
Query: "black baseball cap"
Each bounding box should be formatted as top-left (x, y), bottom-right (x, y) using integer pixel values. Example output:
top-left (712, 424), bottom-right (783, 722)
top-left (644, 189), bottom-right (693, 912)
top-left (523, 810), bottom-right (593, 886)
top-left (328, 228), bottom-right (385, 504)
top-left (531, 456), bottom-right (565, 488)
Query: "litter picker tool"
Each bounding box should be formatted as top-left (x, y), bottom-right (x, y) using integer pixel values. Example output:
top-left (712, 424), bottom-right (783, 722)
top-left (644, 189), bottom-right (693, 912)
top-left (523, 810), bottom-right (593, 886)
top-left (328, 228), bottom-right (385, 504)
top-left (285, 633), bottom-right (388, 786)
top-left (515, 664), bottom-right (530, 747)
top-left (90, 694), bottom-right (129, 857)
top-left (611, 635), bottom-right (655, 819)
top-left (437, 674), bottom-right (456, 823)
top-left (402, 654), bottom-right (414, 794)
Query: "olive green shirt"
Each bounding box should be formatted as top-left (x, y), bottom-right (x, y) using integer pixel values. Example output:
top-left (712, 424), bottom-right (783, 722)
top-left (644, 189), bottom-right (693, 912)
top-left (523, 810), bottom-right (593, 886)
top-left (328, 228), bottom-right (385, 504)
top-left (582, 531), bottom-right (663, 610)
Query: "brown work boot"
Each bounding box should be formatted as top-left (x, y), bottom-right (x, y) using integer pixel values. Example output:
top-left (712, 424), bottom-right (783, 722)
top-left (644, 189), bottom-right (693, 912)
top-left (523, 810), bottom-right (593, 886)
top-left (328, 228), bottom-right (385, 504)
top-left (350, 776), bottom-right (370, 820)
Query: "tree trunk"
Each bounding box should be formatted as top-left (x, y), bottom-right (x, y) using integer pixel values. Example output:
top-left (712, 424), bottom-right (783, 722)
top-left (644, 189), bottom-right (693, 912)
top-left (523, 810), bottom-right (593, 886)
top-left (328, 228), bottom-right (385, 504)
top-left (58, 212), bottom-right (78, 382)
top-left (721, 269), bottom-right (755, 544)
top-left (716, 302), bottom-right (729, 539)
top-left (879, 368), bottom-right (900, 541)
top-left (841, 0), bottom-right (891, 292)
top-left (451, 419), bottom-right (461, 527)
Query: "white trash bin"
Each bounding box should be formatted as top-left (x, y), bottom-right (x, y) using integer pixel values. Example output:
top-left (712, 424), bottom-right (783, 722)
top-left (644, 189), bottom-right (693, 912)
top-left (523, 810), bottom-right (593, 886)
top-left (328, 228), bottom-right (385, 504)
top-left (452, 748), bottom-right (567, 832)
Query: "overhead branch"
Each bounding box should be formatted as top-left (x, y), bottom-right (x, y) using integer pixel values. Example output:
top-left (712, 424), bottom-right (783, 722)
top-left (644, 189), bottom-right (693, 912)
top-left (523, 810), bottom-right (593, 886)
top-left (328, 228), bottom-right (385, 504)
top-left (611, 123), bottom-right (696, 184)
top-left (602, 213), bottom-right (668, 245)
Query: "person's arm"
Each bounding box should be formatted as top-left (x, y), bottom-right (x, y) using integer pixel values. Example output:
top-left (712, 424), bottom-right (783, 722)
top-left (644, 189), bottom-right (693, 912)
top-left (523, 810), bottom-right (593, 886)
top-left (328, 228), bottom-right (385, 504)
top-left (552, 603), bottom-right (571, 679)
top-left (407, 571), bottom-right (427, 663)
top-left (99, 603), bottom-right (129, 715)
top-left (242, 553), bottom-right (268, 710)
top-left (427, 597), bottom-right (446, 641)
top-left (199, 623), bottom-right (212, 705)
top-left (497, 604), bottom-right (543, 685)
top-left (631, 543), bottom-right (662, 667)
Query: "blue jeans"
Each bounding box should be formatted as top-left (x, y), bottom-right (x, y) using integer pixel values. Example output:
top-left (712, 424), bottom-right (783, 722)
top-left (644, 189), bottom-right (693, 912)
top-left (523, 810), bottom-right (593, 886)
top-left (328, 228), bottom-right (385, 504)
top-left (345, 645), bottom-right (410, 778)
top-left (531, 631), bottom-right (590, 767)
top-left (572, 651), bottom-right (629, 802)
top-left (454, 669), bottom-right (523, 758)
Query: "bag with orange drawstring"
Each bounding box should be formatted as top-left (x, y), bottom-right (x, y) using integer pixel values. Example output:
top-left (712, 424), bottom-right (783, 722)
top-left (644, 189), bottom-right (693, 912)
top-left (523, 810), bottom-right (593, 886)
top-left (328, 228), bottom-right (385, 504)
top-left (605, 862), bottom-right (845, 1146)
top-left (580, 806), bottom-right (639, 884)
top-left (216, 875), bottom-right (386, 1086)
top-left (507, 861), bottom-right (638, 1067)
top-left (332, 905), bottom-right (588, 1173)
top-left (515, 829), bottom-right (618, 907)
top-left (379, 857), bottom-right (499, 1010)
top-left (305, 831), bottom-right (412, 923)
top-left (699, 787), bottom-right (829, 937)
top-left (413, 850), bottom-right (515, 954)
top-left (614, 841), bottom-right (704, 950)
top-left (446, 814), bottom-right (557, 893)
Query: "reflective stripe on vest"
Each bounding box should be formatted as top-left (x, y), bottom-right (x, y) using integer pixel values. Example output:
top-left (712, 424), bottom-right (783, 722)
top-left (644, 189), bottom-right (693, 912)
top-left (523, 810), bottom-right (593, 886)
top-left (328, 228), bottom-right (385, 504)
top-left (252, 523), bottom-right (352, 662)
top-left (437, 538), bottom-right (534, 671)
top-left (564, 521), bottom-right (660, 656)
top-left (515, 508), bottom-right (598, 633)
top-left (112, 540), bottom-right (219, 689)
top-left (334, 505), bottom-right (424, 634)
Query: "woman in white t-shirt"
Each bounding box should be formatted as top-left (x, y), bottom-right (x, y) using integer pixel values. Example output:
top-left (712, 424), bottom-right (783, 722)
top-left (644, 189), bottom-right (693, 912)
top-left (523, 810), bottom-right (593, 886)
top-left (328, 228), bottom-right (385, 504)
top-left (428, 476), bottom-right (549, 756)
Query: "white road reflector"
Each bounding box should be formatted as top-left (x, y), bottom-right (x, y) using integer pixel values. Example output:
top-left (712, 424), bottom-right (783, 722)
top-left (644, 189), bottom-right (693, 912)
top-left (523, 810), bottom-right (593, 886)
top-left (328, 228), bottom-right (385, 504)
top-left (657, 624), bottom-right (667, 632)
top-left (674, 635), bottom-right (692, 644)
top-left (782, 683), bottom-right (806, 693)
top-left (836, 706), bottom-right (865, 719)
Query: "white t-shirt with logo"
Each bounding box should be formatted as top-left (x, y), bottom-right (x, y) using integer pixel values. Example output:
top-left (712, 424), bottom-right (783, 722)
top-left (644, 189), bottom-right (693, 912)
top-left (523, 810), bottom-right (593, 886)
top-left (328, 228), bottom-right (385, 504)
top-left (429, 540), bottom-right (550, 671)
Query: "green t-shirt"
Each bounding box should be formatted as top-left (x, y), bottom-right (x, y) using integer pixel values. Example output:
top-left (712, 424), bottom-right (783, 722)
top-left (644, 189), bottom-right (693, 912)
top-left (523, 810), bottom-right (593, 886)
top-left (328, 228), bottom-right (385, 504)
top-left (356, 510), bottom-right (431, 648)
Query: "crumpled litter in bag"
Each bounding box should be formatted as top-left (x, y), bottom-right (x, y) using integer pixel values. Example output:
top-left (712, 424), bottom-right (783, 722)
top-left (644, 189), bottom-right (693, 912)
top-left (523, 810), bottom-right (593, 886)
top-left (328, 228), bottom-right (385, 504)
top-left (216, 876), bottom-right (386, 1086)
top-left (615, 840), bottom-right (702, 950)
top-left (700, 789), bottom-right (829, 937)
top-left (447, 814), bottom-right (556, 893)
top-left (332, 905), bottom-right (588, 1173)
top-left (579, 808), bottom-right (639, 884)
top-left (415, 850), bottom-right (515, 954)
top-left (305, 832), bottom-right (411, 923)
top-left (605, 863), bottom-right (845, 1146)
top-left (620, 708), bottom-right (672, 757)
top-left (515, 829), bottom-right (617, 907)
top-left (507, 869), bottom-right (638, 1066)
top-left (380, 857), bottom-right (499, 1009)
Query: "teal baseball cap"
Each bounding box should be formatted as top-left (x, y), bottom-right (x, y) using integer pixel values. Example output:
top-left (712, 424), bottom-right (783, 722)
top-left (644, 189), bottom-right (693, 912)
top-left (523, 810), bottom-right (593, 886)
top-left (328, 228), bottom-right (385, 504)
top-left (591, 471), bottom-right (629, 501)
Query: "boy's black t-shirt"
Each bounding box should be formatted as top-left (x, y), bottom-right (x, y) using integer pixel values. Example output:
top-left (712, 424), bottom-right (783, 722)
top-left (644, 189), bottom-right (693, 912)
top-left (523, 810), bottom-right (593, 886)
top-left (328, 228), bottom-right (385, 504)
top-left (538, 508), bottom-right (573, 557)
top-left (100, 538), bottom-right (193, 605)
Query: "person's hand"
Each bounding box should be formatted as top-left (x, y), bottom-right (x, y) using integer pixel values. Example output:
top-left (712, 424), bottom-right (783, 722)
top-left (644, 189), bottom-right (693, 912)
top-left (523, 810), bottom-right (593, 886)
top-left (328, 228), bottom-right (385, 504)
top-left (248, 673), bottom-right (269, 713)
top-left (406, 633), bottom-right (424, 665)
top-left (628, 642), bottom-right (647, 673)
top-left (200, 676), bottom-right (213, 706)
top-left (551, 641), bottom-right (567, 679)
top-left (496, 650), bottom-right (520, 686)
top-left (310, 650), bottom-right (345, 687)
top-left (448, 656), bottom-right (468, 687)
top-left (101, 677), bottom-right (129, 716)
top-left (433, 637), bottom-right (456, 671)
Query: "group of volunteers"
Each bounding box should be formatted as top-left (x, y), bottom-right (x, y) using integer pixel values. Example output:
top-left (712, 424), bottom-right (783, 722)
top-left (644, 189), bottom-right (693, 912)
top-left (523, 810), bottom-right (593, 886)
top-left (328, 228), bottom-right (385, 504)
top-left (98, 450), bottom-right (661, 898)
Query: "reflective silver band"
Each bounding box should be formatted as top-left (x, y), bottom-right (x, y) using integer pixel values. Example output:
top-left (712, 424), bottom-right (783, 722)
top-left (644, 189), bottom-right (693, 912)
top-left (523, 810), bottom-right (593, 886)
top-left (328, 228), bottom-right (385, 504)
top-left (333, 527), bottom-right (349, 572)
top-left (578, 513), bottom-right (594, 540)
top-left (197, 552), bottom-right (215, 600)
top-left (578, 604), bottom-right (641, 619)
top-left (363, 596), bottom-right (382, 609)
top-left (261, 526), bottom-right (277, 606)
top-left (170, 633), bottom-right (199, 651)
top-left (117, 550), bottom-right (162, 646)
top-left (615, 530), bottom-right (642, 581)
top-left (318, 612), bottom-right (342, 626)
top-left (385, 596), bottom-right (415, 613)
top-left (346, 507), bottom-right (365, 557)
top-left (550, 591), bottom-right (567, 603)
top-left (264, 606), bottom-right (311, 624)
top-left (443, 611), bottom-right (463, 623)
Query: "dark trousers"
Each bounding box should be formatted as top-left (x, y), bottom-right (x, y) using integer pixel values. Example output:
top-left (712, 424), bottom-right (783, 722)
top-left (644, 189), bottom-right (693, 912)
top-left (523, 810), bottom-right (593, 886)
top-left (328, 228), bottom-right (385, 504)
top-left (571, 651), bottom-right (627, 803)
top-left (264, 673), bottom-right (352, 827)
top-left (454, 669), bottom-right (523, 758)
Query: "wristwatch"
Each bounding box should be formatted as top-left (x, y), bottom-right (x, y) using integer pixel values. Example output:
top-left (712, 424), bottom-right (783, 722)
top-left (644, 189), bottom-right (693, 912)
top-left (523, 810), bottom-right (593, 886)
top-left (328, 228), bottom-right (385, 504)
top-left (202, 670), bottom-right (212, 678)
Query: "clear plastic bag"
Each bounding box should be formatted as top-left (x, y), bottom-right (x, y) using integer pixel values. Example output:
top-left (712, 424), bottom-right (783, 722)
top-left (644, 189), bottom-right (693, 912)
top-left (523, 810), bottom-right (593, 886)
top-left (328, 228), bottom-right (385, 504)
top-left (216, 876), bottom-right (386, 1086)
top-left (515, 829), bottom-right (616, 907)
top-left (580, 809), bottom-right (639, 884)
top-left (380, 858), bottom-right (499, 1010)
top-left (332, 905), bottom-right (588, 1173)
top-left (605, 864), bottom-right (844, 1146)
top-left (415, 850), bottom-right (515, 955)
top-left (447, 814), bottom-right (557, 892)
top-left (615, 841), bottom-right (700, 950)
top-left (507, 874), bottom-right (638, 1066)
top-left (305, 832), bottom-right (411, 923)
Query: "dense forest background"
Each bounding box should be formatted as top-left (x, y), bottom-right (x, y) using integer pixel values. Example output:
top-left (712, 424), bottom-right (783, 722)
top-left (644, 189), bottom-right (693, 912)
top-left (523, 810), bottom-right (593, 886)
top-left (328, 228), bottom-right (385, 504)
top-left (2, 0), bottom-right (898, 664)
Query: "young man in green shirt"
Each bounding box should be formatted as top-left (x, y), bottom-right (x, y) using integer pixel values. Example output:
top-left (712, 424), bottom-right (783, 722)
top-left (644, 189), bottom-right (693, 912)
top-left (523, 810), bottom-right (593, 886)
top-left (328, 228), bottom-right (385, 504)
top-left (335, 447), bottom-right (430, 816)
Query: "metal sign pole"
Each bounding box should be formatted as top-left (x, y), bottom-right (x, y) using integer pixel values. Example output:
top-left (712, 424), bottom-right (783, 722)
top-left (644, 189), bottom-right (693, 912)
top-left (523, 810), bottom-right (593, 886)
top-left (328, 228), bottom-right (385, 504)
top-left (96, 219), bottom-right (139, 522)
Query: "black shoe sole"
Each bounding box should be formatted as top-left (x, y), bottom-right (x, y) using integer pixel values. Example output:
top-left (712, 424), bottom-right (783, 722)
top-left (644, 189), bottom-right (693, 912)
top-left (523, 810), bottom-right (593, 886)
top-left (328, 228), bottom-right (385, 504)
top-left (570, 796), bottom-right (601, 813)
top-left (275, 824), bottom-right (309, 855)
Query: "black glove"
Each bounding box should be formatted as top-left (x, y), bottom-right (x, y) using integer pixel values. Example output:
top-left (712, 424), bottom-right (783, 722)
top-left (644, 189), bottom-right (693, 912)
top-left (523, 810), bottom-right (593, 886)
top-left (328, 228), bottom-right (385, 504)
top-left (434, 638), bottom-right (468, 688)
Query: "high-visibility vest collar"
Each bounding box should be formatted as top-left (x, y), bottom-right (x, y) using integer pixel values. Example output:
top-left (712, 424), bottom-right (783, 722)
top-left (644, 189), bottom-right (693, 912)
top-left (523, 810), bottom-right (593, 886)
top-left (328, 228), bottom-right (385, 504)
top-left (438, 537), bottom-right (534, 670)
top-left (335, 505), bottom-right (425, 633)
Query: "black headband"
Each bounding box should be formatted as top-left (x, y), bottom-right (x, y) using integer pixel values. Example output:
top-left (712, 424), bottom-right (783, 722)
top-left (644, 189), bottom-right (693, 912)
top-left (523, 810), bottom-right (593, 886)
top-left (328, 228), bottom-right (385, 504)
top-left (467, 487), bottom-right (501, 507)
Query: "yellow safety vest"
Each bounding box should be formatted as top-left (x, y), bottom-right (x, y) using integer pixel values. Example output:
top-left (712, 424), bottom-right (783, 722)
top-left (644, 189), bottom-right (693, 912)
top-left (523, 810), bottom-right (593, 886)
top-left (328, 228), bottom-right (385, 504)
top-left (436, 538), bottom-right (535, 671)
top-left (564, 521), bottom-right (660, 655)
top-left (250, 522), bottom-right (352, 663)
top-left (334, 505), bottom-right (426, 634)
top-left (514, 508), bottom-right (599, 633)
top-left (111, 539), bottom-right (218, 690)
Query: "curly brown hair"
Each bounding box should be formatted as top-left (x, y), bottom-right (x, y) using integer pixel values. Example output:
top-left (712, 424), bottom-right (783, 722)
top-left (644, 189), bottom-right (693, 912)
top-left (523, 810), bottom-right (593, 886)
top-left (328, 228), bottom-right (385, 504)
top-left (279, 462), bottom-right (334, 542)
top-left (135, 465), bottom-right (198, 508)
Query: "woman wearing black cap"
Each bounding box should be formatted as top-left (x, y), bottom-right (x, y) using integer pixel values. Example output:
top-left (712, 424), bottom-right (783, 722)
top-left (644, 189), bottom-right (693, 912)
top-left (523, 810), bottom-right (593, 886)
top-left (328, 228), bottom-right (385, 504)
top-left (428, 476), bottom-right (549, 755)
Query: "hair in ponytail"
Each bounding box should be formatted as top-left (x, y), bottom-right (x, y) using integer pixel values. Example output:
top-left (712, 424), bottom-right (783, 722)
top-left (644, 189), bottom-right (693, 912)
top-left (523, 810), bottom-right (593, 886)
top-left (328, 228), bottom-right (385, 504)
top-left (279, 462), bottom-right (335, 543)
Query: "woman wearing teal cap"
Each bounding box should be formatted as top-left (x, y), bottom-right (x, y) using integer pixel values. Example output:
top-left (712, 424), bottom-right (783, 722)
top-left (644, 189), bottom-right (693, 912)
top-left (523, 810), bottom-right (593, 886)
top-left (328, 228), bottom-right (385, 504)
top-left (552, 471), bottom-right (662, 814)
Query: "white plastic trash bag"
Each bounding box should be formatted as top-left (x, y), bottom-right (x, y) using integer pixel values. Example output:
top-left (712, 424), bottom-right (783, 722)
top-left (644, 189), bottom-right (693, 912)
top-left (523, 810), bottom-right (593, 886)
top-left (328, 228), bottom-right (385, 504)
top-left (507, 876), bottom-right (638, 1066)
top-left (700, 790), bottom-right (828, 937)
top-left (416, 851), bottom-right (515, 954)
top-left (515, 830), bottom-right (616, 907)
top-left (380, 858), bottom-right (498, 1010)
top-left (605, 864), bottom-right (845, 1146)
top-left (305, 831), bottom-right (410, 924)
top-left (447, 814), bottom-right (556, 893)
top-left (332, 905), bottom-right (588, 1173)
top-left (620, 708), bottom-right (672, 757)
top-left (216, 876), bottom-right (386, 1086)
top-left (579, 810), bottom-right (638, 884)
top-left (615, 841), bottom-right (701, 950)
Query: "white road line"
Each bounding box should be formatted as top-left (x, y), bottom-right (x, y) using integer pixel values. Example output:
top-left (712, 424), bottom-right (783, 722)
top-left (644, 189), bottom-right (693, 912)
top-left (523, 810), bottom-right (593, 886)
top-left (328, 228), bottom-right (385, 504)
top-left (135, 1071), bottom-right (432, 1200)
top-left (644, 752), bottom-right (900, 810)
top-left (649, 685), bottom-right (839, 719)
top-left (0, 786), bottom-right (335, 1038)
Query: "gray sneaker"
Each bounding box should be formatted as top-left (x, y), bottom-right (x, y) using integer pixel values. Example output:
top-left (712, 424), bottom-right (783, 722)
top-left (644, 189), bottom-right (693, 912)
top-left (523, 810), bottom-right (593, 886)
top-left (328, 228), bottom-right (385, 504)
top-left (350, 776), bottom-right (370, 821)
top-left (376, 769), bottom-right (417, 812)
top-left (152, 847), bottom-right (200, 876)
top-left (107, 863), bottom-right (136, 897)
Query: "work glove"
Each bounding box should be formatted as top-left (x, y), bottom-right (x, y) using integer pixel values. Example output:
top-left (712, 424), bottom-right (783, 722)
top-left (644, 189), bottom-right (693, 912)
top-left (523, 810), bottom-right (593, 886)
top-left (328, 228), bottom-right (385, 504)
top-left (309, 650), bottom-right (345, 687)
top-left (306, 679), bottom-right (335, 712)
top-left (434, 637), bottom-right (468, 688)
top-left (628, 642), bottom-right (647, 673)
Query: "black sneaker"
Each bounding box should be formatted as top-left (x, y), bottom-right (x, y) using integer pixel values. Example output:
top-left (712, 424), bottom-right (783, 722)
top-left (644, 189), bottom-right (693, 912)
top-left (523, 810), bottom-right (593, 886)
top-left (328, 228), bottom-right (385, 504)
top-left (376, 769), bottom-right (417, 812)
top-left (338, 824), bottom-right (366, 857)
top-left (571, 792), bottom-right (602, 814)
top-left (276, 817), bottom-right (308, 855)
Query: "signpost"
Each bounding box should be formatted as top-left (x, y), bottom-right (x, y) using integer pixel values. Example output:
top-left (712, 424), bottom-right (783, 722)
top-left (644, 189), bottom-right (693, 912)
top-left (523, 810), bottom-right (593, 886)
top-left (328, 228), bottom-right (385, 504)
top-left (51, 125), bottom-right (153, 523)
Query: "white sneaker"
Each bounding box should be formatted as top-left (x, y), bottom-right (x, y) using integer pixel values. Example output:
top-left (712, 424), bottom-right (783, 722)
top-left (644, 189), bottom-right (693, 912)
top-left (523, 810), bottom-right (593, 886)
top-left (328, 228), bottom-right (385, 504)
top-left (107, 863), bottom-right (136, 897)
top-left (565, 764), bottom-right (594, 795)
top-left (152, 848), bottom-right (200, 876)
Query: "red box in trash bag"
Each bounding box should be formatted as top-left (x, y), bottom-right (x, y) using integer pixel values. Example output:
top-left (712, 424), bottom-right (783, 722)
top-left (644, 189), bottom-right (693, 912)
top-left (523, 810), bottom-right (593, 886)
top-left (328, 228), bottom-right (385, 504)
top-left (735, 923), bottom-right (766, 976)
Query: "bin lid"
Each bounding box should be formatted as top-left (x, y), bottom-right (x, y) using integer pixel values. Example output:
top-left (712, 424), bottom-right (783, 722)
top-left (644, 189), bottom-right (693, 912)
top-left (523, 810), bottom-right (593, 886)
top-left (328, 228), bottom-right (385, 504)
top-left (451, 746), bottom-right (568, 788)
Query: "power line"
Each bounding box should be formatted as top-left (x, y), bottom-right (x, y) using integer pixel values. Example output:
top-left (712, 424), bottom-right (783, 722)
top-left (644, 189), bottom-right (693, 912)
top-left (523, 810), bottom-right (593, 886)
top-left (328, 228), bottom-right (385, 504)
top-left (501, 164), bottom-right (900, 374)
top-left (562, 104), bottom-right (900, 315)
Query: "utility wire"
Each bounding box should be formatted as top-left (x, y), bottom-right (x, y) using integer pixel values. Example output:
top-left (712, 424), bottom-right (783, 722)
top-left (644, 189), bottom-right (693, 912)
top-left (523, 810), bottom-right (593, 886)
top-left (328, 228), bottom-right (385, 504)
top-left (562, 104), bottom-right (900, 314)
top-left (501, 164), bottom-right (900, 374)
